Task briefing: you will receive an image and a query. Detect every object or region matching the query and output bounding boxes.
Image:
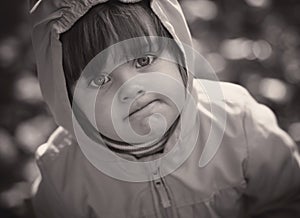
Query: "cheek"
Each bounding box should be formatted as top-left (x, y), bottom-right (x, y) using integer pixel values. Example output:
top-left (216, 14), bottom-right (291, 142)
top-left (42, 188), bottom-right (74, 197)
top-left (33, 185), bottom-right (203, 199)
top-left (94, 94), bottom-right (127, 141)
top-left (94, 95), bottom-right (113, 125)
top-left (159, 61), bottom-right (185, 85)
top-left (172, 66), bottom-right (185, 83)
top-left (93, 92), bottom-right (123, 134)
top-left (94, 96), bottom-right (117, 138)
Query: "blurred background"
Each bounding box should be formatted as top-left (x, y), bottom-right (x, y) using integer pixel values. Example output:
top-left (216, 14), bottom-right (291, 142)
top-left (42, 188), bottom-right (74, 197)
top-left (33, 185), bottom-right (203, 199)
top-left (0, 0), bottom-right (300, 217)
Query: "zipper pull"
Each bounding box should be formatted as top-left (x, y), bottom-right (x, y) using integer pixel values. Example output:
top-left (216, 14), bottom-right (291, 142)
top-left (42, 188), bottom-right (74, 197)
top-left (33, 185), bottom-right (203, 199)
top-left (154, 180), bottom-right (171, 208)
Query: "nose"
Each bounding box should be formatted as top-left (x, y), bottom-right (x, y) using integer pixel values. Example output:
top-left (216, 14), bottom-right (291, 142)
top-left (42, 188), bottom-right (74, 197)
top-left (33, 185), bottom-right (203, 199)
top-left (118, 84), bottom-right (145, 102)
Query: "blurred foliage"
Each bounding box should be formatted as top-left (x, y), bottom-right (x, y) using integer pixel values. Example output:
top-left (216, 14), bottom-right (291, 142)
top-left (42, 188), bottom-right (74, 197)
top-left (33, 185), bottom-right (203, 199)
top-left (0, 0), bottom-right (300, 217)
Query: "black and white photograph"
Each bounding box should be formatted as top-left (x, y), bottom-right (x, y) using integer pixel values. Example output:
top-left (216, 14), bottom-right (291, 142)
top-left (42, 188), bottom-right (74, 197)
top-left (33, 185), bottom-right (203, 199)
top-left (1, 0), bottom-right (300, 217)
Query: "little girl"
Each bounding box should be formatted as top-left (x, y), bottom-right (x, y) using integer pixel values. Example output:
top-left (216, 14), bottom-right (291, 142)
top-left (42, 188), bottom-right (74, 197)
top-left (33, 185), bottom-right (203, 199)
top-left (29, 0), bottom-right (300, 217)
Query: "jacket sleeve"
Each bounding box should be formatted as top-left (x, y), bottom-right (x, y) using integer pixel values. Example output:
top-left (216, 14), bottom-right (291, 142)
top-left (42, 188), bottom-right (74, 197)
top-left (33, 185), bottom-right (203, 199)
top-left (32, 141), bottom-right (90, 218)
top-left (242, 90), bottom-right (300, 218)
top-left (32, 163), bottom-right (78, 218)
top-left (33, 174), bottom-right (65, 218)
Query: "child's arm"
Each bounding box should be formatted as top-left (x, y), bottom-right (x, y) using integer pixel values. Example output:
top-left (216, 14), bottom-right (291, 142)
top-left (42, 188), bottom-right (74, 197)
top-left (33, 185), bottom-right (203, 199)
top-left (242, 89), bottom-right (300, 217)
top-left (32, 171), bottom-right (70, 218)
top-left (31, 129), bottom-right (88, 218)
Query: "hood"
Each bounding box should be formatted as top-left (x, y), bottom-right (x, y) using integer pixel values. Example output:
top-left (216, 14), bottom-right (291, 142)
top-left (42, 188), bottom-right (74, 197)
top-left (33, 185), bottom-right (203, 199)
top-left (29, 0), bottom-right (203, 182)
top-left (29, 0), bottom-right (193, 136)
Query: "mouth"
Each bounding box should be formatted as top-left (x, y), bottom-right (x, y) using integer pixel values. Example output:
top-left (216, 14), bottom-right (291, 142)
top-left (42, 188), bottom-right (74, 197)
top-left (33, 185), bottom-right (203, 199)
top-left (126, 99), bottom-right (159, 119)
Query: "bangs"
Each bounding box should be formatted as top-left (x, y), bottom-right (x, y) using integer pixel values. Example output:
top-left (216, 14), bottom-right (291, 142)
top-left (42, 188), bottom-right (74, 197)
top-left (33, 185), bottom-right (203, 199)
top-left (61, 1), bottom-right (173, 86)
top-left (100, 3), bottom-right (171, 45)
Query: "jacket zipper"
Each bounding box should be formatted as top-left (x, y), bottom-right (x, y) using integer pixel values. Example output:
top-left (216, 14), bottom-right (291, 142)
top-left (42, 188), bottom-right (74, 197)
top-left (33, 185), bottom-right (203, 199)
top-left (154, 179), bottom-right (171, 208)
top-left (153, 176), bottom-right (176, 218)
top-left (150, 164), bottom-right (175, 218)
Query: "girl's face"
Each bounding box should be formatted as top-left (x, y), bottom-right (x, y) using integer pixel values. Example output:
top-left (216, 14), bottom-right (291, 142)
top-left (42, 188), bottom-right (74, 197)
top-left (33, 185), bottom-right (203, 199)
top-left (73, 42), bottom-right (186, 144)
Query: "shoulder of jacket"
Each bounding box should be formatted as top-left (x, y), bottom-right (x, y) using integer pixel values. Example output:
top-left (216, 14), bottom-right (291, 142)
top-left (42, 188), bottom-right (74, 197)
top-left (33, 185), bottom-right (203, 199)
top-left (193, 79), bottom-right (252, 110)
top-left (35, 126), bottom-right (75, 163)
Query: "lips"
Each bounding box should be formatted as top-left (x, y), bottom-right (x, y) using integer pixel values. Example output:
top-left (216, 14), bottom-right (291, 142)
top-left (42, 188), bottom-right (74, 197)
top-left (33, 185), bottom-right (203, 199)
top-left (127, 99), bottom-right (158, 118)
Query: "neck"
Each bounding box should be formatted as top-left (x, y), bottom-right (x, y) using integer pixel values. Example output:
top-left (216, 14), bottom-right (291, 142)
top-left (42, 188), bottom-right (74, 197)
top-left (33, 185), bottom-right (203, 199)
top-left (102, 117), bottom-right (180, 159)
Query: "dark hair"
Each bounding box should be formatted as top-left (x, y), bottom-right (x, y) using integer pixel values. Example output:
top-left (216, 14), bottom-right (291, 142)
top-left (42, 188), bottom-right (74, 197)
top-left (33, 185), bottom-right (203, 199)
top-left (60, 1), bottom-right (187, 98)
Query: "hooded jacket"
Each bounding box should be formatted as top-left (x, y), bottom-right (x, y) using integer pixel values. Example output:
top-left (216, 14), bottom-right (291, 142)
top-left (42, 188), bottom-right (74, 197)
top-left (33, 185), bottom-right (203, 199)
top-left (29, 0), bottom-right (300, 217)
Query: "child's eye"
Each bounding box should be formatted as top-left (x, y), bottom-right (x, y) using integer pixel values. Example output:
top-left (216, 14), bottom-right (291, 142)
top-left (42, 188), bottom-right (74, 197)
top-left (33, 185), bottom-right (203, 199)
top-left (135, 55), bottom-right (156, 68)
top-left (89, 75), bottom-right (111, 88)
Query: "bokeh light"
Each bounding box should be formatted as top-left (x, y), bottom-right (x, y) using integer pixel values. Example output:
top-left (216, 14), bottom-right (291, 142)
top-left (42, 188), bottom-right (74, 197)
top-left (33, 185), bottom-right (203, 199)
top-left (252, 40), bottom-right (272, 60)
top-left (14, 74), bottom-right (43, 104)
top-left (245, 0), bottom-right (271, 8)
top-left (182, 0), bottom-right (218, 22)
top-left (259, 78), bottom-right (290, 103)
top-left (220, 38), bottom-right (272, 61)
top-left (15, 116), bottom-right (56, 154)
top-left (220, 38), bottom-right (254, 60)
top-left (205, 53), bottom-right (226, 73)
top-left (0, 37), bottom-right (20, 68)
